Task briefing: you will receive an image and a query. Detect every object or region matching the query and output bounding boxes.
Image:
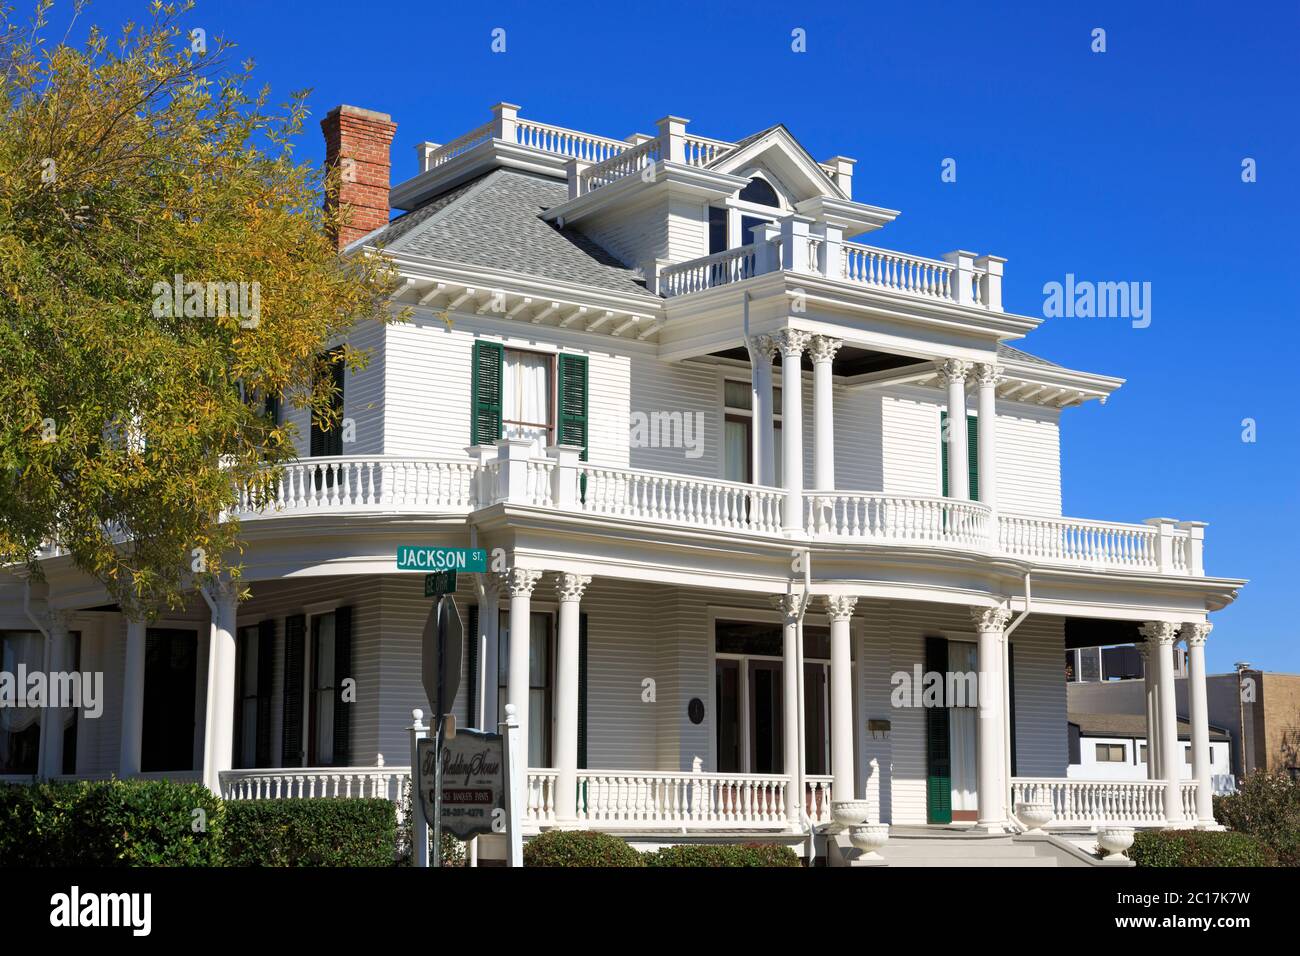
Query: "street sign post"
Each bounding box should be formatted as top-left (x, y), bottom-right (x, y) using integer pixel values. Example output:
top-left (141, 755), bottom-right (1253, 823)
top-left (419, 595), bottom-right (463, 866)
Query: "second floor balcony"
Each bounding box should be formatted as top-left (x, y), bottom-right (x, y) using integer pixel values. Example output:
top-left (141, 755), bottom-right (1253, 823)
top-left (229, 445), bottom-right (1209, 578)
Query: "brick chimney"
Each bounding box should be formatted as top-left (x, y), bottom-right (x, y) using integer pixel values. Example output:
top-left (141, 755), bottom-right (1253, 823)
top-left (321, 105), bottom-right (398, 250)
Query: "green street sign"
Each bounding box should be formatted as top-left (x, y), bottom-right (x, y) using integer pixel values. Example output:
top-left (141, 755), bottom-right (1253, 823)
top-left (396, 547), bottom-right (487, 573)
top-left (425, 571), bottom-right (458, 598)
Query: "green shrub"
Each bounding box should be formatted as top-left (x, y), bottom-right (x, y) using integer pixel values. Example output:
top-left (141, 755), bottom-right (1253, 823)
top-left (393, 778), bottom-right (466, 866)
top-left (223, 798), bottom-right (395, 866)
top-left (524, 829), bottom-right (645, 867)
top-left (1130, 829), bottom-right (1277, 867)
top-left (0, 779), bottom-right (224, 866)
top-left (644, 842), bottom-right (803, 867)
top-left (1215, 772), bottom-right (1300, 866)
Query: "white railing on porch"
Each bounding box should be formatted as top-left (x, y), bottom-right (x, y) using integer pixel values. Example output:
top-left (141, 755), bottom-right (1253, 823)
top-left (526, 770), bottom-right (832, 829)
top-left (221, 766), bottom-right (408, 803)
top-left (229, 454), bottom-right (1207, 576)
top-left (808, 492), bottom-right (991, 549)
top-left (659, 244), bottom-right (758, 297)
top-left (1011, 778), bottom-right (1199, 828)
top-left (579, 465), bottom-right (785, 535)
top-left (841, 243), bottom-right (968, 303)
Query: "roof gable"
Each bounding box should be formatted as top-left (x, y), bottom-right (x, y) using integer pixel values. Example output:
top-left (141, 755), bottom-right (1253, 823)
top-left (708, 124), bottom-right (846, 202)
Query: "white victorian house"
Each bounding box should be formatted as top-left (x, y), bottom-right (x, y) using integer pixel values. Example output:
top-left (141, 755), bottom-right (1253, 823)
top-left (0, 102), bottom-right (1245, 864)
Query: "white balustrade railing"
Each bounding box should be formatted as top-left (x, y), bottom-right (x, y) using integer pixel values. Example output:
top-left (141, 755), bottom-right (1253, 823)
top-left (572, 770), bottom-right (789, 828)
top-left (233, 456), bottom-right (478, 517)
top-left (580, 136), bottom-right (663, 192)
top-left (842, 243), bottom-right (958, 301)
top-left (1012, 778), bottom-right (1191, 828)
top-left (513, 120), bottom-right (628, 164)
top-left (683, 135), bottom-right (733, 167)
top-left (221, 766), bottom-right (408, 803)
top-left (809, 492), bottom-right (992, 548)
top-left (421, 122), bottom-right (495, 171)
top-left (660, 244), bottom-right (758, 297)
top-left (999, 514), bottom-right (1158, 571)
top-left (805, 776), bottom-right (834, 826)
top-left (579, 465), bottom-right (784, 534)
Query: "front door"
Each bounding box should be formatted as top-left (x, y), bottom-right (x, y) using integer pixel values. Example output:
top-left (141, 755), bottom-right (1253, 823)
top-left (748, 660), bottom-right (784, 774)
top-left (141, 628), bottom-right (197, 772)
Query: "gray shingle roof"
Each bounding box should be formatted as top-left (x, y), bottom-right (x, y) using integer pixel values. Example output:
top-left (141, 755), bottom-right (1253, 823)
top-left (997, 343), bottom-right (1062, 368)
top-left (359, 169), bottom-right (657, 299)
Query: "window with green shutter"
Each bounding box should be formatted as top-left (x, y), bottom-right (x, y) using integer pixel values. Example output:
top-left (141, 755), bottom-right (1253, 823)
top-left (470, 341), bottom-right (504, 445)
top-left (925, 635), bottom-right (952, 824)
top-left (940, 411), bottom-right (979, 500)
top-left (557, 354), bottom-right (589, 460)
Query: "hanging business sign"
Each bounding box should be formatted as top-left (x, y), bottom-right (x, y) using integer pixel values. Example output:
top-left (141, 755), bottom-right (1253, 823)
top-left (417, 729), bottom-right (505, 841)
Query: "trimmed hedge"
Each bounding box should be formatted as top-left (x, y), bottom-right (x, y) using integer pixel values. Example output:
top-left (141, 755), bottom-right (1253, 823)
top-left (1215, 772), bottom-right (1300, 866)
top-left (523, 829), bottom-right (646, 867)
top-left (645, 843), bottom-right (802, 867)
top-left (1130, 829), bottom-right (1277, 867)
top-left (224, 798), bottom-right (396, 867)
top-left (0, 780), bottom-right (224, 866)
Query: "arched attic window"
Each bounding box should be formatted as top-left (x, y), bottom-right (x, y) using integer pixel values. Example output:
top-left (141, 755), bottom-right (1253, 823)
top-left (738, 176), bottom-right (780, 208)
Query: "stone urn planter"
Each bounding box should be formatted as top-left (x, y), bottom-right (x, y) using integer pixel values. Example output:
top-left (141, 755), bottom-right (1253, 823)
top-left (1015, 799), bottom-right (1054, 832)
top-left (1097, 826), bottom-right (1135, 861)
top-left (848, 823), bottom-right (890, 860)
top-left (830, 799), bottom-right (872, 831)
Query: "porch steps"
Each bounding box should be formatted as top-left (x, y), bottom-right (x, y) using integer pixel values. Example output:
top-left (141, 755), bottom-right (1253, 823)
top-left (829, 827), bottom-right (1115, 868)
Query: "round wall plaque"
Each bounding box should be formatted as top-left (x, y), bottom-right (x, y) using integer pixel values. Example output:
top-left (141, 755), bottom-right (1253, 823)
top-left (688, 697), bottom-right (705, 724)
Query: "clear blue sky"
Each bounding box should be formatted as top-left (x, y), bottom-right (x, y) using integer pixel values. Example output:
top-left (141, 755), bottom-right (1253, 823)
top-left (67, 0), bottom-right (1299, 672)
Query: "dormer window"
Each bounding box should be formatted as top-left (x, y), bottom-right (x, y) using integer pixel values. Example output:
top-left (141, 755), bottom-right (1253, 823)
top-left (708, 175), bottom-right (784, 255)
top-left (738, 176), bottom-right (780, 207)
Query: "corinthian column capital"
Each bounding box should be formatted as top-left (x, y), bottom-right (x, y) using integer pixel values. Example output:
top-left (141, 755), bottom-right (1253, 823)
top-left (973, 362), bottom-right (1002, 388)
top-left (808, 335), bottom-right (842, 365)
top-left (554, 572), bottom-right (592, 603)
top-left (499, 568), bottom-right (543, 598)
top-left (1180, 622), bottom-right (1212, 647)
top-left (938, 359), bottom-right (970, 386)
top-left (771, 328), bottom-right (811, 360)
top-left (1140, 621), bottom-right (1178, 646)
top-left (749, 334), bottom-right (779, 363)
top-left (970, 605), bottom-right (1013, 633)
top-left (824, 595), bottom-right (858, 623)
top-left (771, 593), bottom-right (806, 621)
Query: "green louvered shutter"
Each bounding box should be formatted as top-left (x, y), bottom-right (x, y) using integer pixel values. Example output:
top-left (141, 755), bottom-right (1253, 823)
top-left (281, 614), bottom-right (305, 767)
top-left (940, 411), bottom-right (979, 500)
top-left (332, 606), bottom-right (353, 767)
top-left (925, 635), bottom-right (952, 824)
top-left (557, 354), bottom-right (589, 458)
top-left (470, 341), bottom-right (503, 445)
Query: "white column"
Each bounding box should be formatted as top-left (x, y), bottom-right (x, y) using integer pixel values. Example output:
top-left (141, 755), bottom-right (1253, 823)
top-left (1139, 641), bottom-right (1160, 779)
top-left (773, 329), bottom-right (810, 530)
top-left (772, 593), bottom-right (805, 825)
top-left (503, 568), bottom-right (542, 768)
top-left (972, 607), bottom-right (1012, 831)
top-left (1142, 622), bottom-right (1185, 825)
top-left (749, 334), bottom-right (778, 487)
top-left (553, 572), bottom-right (591, 825)
top-left (40, 611), bottom-right (72, 778)
top-left (825, 596), bottom-right (857, 801)
top-left (202, 578), bottom-right (239, 793)
top-left (809, 335), bottom-right (842, 492)
top-left (973, 363), bottom-right (1000, 509)
top-left (119, 618), bottom-right (147, 777)
top-left (939, 360), bottom-right (971, 500)
top-left (479, 577), bottom-right (501, 729)
top-left (1182, 622), bottom-right (1215, 826)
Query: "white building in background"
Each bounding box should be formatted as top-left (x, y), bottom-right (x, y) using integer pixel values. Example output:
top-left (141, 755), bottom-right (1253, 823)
top-left (0, 102), bottom-right (1246, 864)
top-left (1068, 712), bottom-right (1235, 794)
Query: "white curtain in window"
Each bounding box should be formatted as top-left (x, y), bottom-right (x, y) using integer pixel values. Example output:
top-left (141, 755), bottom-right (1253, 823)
top-left (948, 641), bottom-right (978, 812)
top-left (724, 420), bottom-right (749, 483)
top-left (503, 351), bottom-right (551, 454)
top-left (0, 632), bottom-right (44, 733)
